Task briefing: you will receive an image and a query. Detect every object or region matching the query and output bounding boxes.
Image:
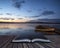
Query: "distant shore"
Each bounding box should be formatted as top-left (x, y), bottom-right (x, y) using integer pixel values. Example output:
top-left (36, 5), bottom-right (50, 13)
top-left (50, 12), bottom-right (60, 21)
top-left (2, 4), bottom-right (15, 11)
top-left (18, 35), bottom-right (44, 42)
top-left (0, 22), bottom-right (60, 24)
top-left (35, 25), bottom-right (60, 35)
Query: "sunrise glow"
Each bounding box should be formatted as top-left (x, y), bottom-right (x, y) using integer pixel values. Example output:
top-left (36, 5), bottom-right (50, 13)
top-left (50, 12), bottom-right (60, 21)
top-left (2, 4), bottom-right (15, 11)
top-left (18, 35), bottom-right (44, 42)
top-left (0, 18), bottom-right (29, 22)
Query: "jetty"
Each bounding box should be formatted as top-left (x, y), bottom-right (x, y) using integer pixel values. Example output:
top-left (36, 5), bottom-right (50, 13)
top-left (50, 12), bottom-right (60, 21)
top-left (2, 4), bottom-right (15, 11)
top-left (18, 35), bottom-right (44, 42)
top-left (0, 35), bottom-right (60, 48)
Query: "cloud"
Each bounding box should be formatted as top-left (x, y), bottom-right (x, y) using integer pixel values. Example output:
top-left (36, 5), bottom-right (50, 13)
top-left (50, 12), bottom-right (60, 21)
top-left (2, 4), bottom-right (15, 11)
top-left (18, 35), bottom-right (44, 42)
top-left (32, 11), bottom-right (55, 17)
top-left (18, 18), bottom-right (23, 19)
top-left (42, 11), bottom-right (55, 16)
top-left (14, 2), bottom-right (21, 9)
top-left (11, 18), bottom-right (14, 20)
top-left (30, 16), bottom-right (40, 18)
top-left (0, 8), bottom-right (2, 9)
top-left (25, 10), bottom-right (55, 18)
top-left (0, 13), bottom-right (3, 15)
top-left (16, 15), bottom-right (20, 16)
top-left (26, 15), bottom-right (40, 18)
top-left (0, 18), bottom-right (15, 20)
top-left (27, 10), bottom-right (32, 12)
top-left (6, 13), bottom-right (12, 15)
top-left (12, 0), bottom-right (25, 9)
top-left (0, 18), bottom-right (9, 20)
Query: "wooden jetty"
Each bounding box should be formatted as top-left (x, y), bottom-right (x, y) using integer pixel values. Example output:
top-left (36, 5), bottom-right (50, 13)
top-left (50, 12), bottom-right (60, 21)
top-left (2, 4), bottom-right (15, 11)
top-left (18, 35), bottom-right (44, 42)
top-left (0, 35), bottom-right (60, 48)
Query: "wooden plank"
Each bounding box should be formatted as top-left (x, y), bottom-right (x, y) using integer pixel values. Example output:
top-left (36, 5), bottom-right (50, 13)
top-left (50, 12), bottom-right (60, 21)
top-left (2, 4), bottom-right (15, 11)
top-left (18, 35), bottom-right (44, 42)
top-left (45, 35), bottom-right (60, 48)
top-left (34, 43), bottom-right (45, 48)
top-left (44, 43), bottom-right (55, 48)
top-left (0, 35), bottom-right (15, 48)
top-left (31, 43), bottom-right (40, 48)
top-left (27, 43), bottom-right (34, 48)
top-left (37, 43), bottom-right (52, 48)
top-left (13, 43), bottom-right (18, 48)
top-left (0, 35), bottom-right (9, 44)
top-left (0, 36), bottom-right (11, 47)
top-left (6, 43), bottom-right (13, 48)
top-left (23, 43), bottom-right (28, 48)
top-left (18, 43), bottom-right (23, 48)
top-left (0, 35), bottom-right (60, 48)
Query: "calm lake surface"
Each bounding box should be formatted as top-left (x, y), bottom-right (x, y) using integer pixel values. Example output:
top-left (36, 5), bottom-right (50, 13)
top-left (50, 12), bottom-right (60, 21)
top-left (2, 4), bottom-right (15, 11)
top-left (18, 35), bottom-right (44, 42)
top-left (0, 23), bottom-right (60, 36)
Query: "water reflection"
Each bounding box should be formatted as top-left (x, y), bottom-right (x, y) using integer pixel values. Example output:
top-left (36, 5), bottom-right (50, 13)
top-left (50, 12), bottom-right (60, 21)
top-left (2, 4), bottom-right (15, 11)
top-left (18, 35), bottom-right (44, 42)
top-left (0, 23), bottom-right (35, 35)
top-left (0, 24), bottom-right (29, 29)
top-left (0, 23), bottom-right (60, 35)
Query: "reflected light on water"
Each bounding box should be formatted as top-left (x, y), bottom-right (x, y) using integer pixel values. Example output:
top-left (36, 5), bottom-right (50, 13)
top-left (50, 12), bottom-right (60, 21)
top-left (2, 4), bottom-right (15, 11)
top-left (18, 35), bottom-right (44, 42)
top-left (0, 24), bottom-right (29, 29)
top-left (0, 24), bottom-right (34, 29)
top-left (0, 23), bottom-right (35, 35)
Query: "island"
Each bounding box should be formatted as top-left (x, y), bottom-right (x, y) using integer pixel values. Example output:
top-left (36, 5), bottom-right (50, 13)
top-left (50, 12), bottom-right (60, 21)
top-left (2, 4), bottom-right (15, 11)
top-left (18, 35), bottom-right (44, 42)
top-left (35, 25), bottom-right (60, 35)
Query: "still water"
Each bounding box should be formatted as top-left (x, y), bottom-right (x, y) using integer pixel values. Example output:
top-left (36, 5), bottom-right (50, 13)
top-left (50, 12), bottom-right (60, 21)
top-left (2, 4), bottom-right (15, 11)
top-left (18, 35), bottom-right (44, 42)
top-left (0, 23), bottom-right (60, 35)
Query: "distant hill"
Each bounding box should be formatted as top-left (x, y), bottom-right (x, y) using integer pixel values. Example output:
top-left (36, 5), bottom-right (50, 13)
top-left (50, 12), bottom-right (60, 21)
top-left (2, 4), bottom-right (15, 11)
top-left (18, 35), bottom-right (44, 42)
top-left (29, 19), bottom-right (60, 23)
top-left (27, 19), bottom-right (60, 24)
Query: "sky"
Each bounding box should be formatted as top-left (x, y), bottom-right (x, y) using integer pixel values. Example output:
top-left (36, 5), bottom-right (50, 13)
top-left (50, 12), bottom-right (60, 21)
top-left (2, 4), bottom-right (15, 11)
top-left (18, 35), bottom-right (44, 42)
top-left (0, 0), bottom-right (60, 22)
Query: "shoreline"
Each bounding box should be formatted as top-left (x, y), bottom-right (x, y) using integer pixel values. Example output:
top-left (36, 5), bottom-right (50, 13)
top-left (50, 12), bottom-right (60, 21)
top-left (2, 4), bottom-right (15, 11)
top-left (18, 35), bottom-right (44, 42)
top-left (0, 22), bottom-right (60, 24)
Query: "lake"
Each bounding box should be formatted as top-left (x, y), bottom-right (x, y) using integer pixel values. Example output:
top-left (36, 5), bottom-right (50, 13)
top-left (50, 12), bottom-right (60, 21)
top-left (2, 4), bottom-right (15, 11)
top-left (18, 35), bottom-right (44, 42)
top-left (0, 23), bottom-right (60, 36)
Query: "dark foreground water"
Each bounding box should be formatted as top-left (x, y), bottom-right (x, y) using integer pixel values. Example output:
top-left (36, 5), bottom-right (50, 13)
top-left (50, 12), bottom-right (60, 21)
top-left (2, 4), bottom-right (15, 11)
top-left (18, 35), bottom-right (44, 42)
top-left (0, 23), bottom-right (60, 35)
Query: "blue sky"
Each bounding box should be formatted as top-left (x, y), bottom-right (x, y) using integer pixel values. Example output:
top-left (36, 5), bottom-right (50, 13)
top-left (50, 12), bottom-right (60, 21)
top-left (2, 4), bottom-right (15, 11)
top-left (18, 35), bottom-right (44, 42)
top-left (0, 0), bottom-right (60, 19)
